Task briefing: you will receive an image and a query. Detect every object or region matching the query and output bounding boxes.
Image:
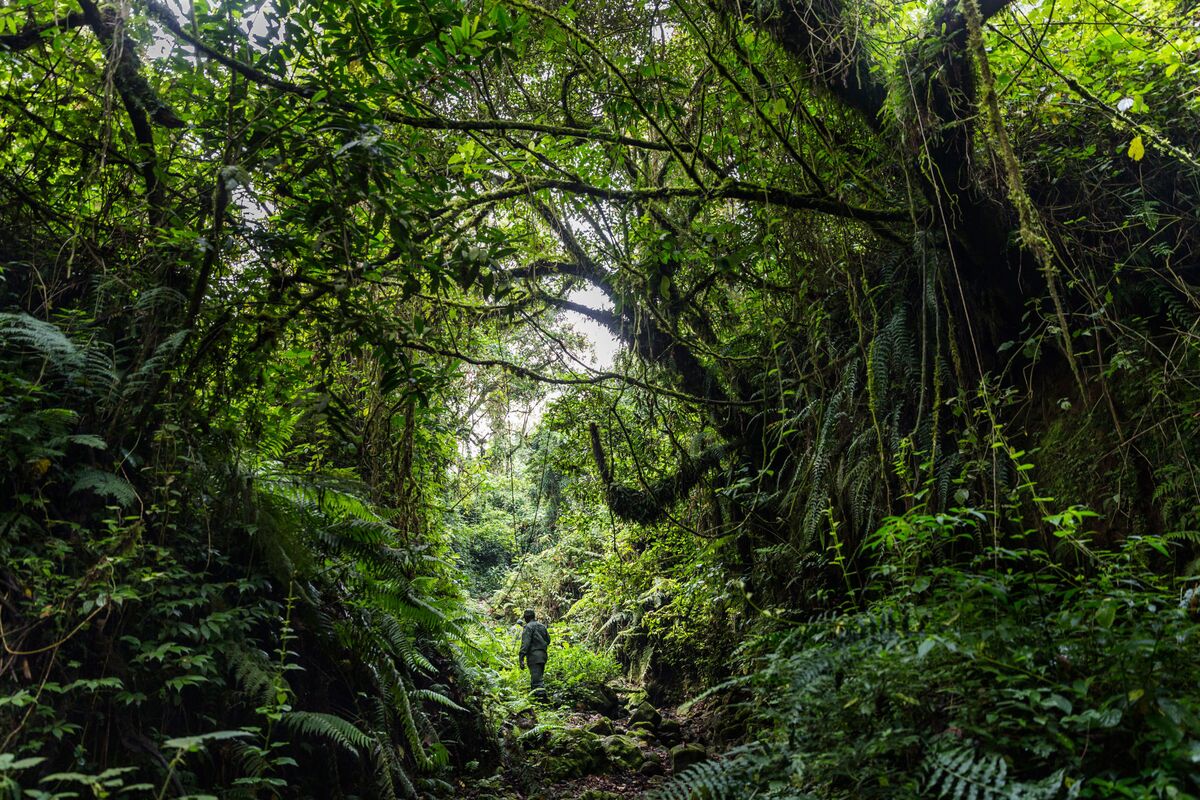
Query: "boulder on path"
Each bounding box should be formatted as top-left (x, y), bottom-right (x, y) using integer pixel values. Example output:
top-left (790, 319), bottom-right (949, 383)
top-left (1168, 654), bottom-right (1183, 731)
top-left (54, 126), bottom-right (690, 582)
top-left (657, 718), bottom-right (682, 745)
top-left (628, 700), bottom-right (662, 728)
top-left (531, 727), bottom-right (608, 781)
top-left (670, 742), bottom-right (708, 774)
top-left (639, 759), bottom-right (665, 777)
top-left (601, 733), bottom-right (645, 770)
top-left (579, 682), bottom-right (622, 718)
top-left (586, 717), bottom-right (615, 736)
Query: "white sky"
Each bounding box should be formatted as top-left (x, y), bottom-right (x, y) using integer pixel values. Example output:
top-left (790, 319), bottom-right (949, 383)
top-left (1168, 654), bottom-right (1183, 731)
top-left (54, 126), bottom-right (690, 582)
top-left (562, 285), bottom-right (619, 371)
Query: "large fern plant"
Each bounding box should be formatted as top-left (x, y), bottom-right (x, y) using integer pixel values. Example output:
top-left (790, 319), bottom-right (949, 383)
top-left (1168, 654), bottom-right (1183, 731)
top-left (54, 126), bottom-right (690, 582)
top-left (653, 534), bottom-right (1200, 799)
top-left (234, 465), bottom-right (470, 797)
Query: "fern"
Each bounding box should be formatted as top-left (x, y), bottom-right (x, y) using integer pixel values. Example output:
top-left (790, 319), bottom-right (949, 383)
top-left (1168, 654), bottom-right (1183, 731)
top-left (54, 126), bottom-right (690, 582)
top-left (242, 462), bottom-right (464, 797)
top-left (377, 615), bottom-right (436, 675)
top-left (118, 328), bottom-right (188, 402)
top-left (923, 740), bottom-right (1064, 800)
top-left (650, 744), bottom-right (789, 800)
top-left (410, 688), bottom-right (466, 714)
top-left (801, 360), bottom-right (860, 548)
top-left (0, 312), bottom-right (84, 367)
top-left (69, 467), bottom-right (138, 507)
top-left (130, 285), bottom-right (186, 315)
top-left (1162, 530), bottom-right (1200, 545)
top-left (0, 313), bottom-right (117, 402)
top-left (227, 739), bottom-right (270, 780)
top-left (227, 644), bottom-right (278, 706)
top-left (391, 675), bottom-right (432, 770)
top-left (279, 711), bottom-right (376, 754)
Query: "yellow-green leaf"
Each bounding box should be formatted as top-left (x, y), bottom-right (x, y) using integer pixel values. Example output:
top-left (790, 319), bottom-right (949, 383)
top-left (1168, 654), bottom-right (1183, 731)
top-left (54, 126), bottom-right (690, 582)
top-left (1127, 135), bottom-right (1145, 161)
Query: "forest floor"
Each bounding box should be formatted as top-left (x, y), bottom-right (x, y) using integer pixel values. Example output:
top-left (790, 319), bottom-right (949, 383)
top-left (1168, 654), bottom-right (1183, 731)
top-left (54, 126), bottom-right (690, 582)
top-left (459, 697), bottom-right (706, 800)
top-left (452, 609), bottom-right (715, 800)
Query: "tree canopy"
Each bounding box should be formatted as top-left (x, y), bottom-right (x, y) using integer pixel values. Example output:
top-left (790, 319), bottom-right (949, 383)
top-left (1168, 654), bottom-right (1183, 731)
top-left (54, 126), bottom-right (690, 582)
top-left (2, 0), bottom-right (1200, 796)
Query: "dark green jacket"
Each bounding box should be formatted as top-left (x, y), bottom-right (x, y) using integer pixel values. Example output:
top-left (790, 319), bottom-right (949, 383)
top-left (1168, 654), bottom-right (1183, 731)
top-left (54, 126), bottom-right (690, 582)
top-left (519, 620), bottom-right (550, 664)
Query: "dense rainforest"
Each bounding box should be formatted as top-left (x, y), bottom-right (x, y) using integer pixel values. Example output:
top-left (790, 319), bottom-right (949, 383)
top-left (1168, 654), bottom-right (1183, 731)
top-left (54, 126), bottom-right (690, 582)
top-left (2, 0), bottom-right (1200, 796)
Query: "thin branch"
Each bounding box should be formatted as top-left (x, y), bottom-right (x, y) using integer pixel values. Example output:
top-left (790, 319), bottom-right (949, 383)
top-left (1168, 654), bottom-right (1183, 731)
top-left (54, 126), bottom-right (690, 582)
top-left (432, 178), bottom-right (906, 222)
top-left (143, 0), bottom-right (701, 155)
top-left (0, 12), bottom-right (87, 52)
top-left (401, 340), bottom-right (754, 406)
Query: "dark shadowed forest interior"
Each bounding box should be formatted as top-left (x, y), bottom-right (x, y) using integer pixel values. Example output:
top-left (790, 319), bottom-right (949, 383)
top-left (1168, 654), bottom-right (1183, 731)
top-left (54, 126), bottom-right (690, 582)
top-left (3, 0), bottom-right (1200, 797)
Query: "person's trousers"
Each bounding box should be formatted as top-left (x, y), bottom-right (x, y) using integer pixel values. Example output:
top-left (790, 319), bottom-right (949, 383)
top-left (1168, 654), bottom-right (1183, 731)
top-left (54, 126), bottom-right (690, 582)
top-left (528, 652), bottom-right (547, 690)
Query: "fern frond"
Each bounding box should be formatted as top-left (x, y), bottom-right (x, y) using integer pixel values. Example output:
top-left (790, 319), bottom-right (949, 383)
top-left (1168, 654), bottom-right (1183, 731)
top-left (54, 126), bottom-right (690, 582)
top-left (923, 740), bottom-right (1061, 800)
top-left (411, 688), bottom-right (466, 713)
top-left (69, 467), bottom-right (137, 507)
top-left (119, 329), bottom-right (188, 402)
top-left (376, 615), bottom-right (436, 675)
top-left (0, 312), bottom-right (83, 368)
top-left (227, 644), bottom-right (278, 706)
top-left (280, 711), bottom-right (375, 755)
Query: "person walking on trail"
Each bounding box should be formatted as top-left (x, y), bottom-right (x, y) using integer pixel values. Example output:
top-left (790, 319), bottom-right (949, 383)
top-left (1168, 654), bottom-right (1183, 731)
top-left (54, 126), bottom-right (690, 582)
top-left (518, 608), bottom-right (550, 694)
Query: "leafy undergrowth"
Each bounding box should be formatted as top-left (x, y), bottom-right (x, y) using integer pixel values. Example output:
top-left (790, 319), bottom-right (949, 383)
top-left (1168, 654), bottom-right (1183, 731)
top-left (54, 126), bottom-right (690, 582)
top-left (0, 315), bottom-right (490, 798)
top-left (649, 524), bottom-right (1200, 800)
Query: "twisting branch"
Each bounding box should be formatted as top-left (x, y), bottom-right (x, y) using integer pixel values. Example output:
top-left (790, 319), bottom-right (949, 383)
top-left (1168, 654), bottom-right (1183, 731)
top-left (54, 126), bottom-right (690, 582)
top-left (506, 0), bottom-right (709, 189)
top-left (523, 203), bottom-right (740, 418)
top-left (588, 422), bottom-right (733, 524)
top-left (382, 113), bottom-right (696, 154)
top-left (0, 13), bottom-right (87, 51)
top-left (143, 0), bottom-right (312, 96)
top-left (401, 340), bottom-right (755, 406)
top-left (432, 178), bottom-right (906, 222)
top-left (143, 0), bottom-right (702, 155)
top-left (78, 0), bottom-right (177, 227)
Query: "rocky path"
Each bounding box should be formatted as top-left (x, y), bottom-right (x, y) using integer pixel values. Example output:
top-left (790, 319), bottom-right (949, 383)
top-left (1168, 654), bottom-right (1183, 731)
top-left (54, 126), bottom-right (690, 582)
top-left (462, 692), bottom-right (712, 800)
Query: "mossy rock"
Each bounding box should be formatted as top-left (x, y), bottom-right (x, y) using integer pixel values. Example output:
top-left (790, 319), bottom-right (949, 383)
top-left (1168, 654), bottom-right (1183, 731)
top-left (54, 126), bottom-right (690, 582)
top-left (657, 718), bottom-right (682, 745)
top-left (639, 759), bottom-right (665, 777)
top-left (670, 742), bottom-right (708, 774)
top-left (601, 733), bottom-right (646, 770)
top-left (631, 726), bottom-right (658, 745)
top-left (629, 700), bottom-right (662, 727)
top-left (536, 727), bottom-right (608, 781)
top-left (511, 706), bottom-right (538, 729)
top-left (586, 717), bottom-right (615, 736)
top-left (576, 682), bottom-right (622, 717)
top-left (515, 725), bottom-right (552, 750)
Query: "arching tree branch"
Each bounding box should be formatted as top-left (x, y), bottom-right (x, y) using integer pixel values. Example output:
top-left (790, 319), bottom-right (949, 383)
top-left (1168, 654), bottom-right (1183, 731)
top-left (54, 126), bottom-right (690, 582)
top-left (431, 178), bottom-right (906, 222)
top-left (589, 422), bottom-right (732, 524)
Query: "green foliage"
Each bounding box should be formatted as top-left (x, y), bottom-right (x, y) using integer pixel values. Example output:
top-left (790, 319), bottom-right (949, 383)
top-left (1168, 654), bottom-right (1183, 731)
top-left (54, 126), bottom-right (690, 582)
top-left (4, 0), bottom-right (1200, 795)
top-left (923, 740), bottom-right (1065, 800)
top-left (656, 506), bottom-right (1200, 799)
top-left (0, 313), bottom-right (478, 796)
top-left (541, 638), bottom-right (621, 708)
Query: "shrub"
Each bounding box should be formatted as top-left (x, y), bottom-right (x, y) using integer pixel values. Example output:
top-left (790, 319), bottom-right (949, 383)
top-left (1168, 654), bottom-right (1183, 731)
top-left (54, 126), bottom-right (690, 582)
top-left (542, 639), bottom-right (621, 708)
top-left (656, 512), bottom-right (1200, 799)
